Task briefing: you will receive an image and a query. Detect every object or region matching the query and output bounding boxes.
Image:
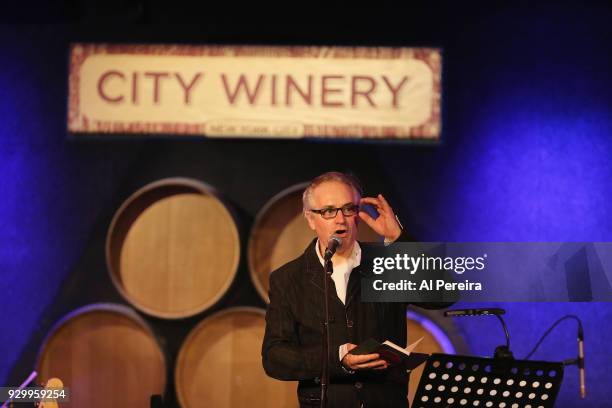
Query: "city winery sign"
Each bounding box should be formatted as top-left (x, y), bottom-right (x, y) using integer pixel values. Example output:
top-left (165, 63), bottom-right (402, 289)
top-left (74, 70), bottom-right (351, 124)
top-left (68, 44), bottom-right (441, 139)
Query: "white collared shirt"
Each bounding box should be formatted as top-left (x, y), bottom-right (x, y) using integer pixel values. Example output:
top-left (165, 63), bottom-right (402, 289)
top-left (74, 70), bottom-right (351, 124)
top-left (315, 239), bottom-right (361, 304)
top-left (315, 239), bottom-right (361, 364)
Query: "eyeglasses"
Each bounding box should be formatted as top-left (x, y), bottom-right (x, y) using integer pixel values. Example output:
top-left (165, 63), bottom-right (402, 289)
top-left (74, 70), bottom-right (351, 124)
top-left (309, 204), bottom-right (360, 219)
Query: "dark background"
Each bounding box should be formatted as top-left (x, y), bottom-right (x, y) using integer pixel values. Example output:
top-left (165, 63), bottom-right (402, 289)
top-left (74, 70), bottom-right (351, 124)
top-left (1, 2), bottom-right (612, 406)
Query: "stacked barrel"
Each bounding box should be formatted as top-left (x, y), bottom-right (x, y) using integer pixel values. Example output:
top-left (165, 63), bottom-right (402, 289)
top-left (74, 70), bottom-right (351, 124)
top-left (35, 178), bottom-right (462, 407)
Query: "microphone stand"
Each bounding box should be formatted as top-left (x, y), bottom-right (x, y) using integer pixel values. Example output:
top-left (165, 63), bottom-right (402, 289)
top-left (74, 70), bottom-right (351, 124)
top-left (320, 258), bottom-right (333, 408)
top-left (524, 314), bottom-right (585, 399)
top-left (561, 325), bottom-right (586, 399)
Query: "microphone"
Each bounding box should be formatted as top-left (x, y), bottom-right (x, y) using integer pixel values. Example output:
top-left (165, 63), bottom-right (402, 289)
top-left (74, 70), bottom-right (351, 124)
top-left (324, 235), bottom-right (342, 261)
top-left (578, 326), bottom-right (585, 399)
top-left (444, 308), bottom-right (506, 317)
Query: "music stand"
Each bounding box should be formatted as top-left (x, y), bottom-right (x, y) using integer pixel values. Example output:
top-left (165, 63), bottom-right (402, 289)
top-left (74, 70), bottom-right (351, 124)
top-left (413, 353), bottom-right (564, 408)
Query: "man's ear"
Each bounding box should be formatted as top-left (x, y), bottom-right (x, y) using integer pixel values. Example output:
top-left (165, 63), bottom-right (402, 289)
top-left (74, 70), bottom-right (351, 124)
top-left (304, 211), bottom-right (316, 231)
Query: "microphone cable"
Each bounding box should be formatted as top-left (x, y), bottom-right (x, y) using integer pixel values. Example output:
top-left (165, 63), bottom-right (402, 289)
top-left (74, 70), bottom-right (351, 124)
top-left (523, 314), bottom-right (583, 360)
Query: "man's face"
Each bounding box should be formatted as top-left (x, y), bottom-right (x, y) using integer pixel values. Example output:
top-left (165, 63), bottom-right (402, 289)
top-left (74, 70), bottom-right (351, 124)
top-left (305, 181), bottom-right (360, 256)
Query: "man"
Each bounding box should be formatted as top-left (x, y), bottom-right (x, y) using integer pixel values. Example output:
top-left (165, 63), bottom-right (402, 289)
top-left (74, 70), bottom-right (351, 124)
top-left (262, 171), bottom-right (422, 407)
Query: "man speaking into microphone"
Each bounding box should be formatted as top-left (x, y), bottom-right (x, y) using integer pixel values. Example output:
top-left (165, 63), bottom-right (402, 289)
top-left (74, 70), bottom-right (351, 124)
top-left (262, 171), bottom-right (450, 408)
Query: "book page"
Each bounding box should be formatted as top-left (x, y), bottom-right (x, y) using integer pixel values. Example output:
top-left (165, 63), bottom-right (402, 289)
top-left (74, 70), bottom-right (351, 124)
top-left (383, 336), bottom-right (424, 356)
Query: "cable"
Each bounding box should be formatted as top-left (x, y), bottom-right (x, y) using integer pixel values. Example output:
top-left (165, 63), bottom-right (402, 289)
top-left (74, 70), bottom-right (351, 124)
top-left (523, 314), bottom-right (583, 360)
top-left (495, 314), bottom-right (510, 349)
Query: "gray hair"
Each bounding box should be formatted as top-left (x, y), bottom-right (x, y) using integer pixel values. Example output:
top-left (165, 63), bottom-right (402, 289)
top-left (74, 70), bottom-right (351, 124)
top-left (302, 171), bottom-right (363, 212)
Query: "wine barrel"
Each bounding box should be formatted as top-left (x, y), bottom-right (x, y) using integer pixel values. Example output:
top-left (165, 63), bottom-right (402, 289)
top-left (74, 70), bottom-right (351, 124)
top-left (175, 307), bottom-right (297, 408)
top-left (106, 178), bottom-right (240, 318)
top-left (36, 303), bottom-right (166, 408)
top-left (248, 182), bottom-right (380, 303)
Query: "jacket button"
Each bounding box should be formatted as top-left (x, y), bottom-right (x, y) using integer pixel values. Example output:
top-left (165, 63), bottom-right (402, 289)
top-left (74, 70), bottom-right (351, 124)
top-left (354, 381), bottom-right (363, 389)
top-left (346, 320), bottom-right (354, 328)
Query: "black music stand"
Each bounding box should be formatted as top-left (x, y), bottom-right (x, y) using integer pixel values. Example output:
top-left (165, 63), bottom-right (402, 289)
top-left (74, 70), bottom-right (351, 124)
top-left (413, 353), bottom-right (564, 408)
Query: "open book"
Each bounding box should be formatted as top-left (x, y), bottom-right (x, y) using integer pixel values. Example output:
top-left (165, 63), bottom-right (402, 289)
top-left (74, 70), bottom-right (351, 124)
top-left (349, 337), bottom-right (428, 369)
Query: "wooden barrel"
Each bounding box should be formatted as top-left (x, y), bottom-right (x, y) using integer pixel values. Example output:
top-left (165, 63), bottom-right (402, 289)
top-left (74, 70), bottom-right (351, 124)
top-left (407, 309), bottom-right (459, 406)
top-left (106, 178), bottom-right (240, 318)
top-left (175, 307), bottom-right (297, 408)
top-left (36, 303), bottom-right (166, 408)
top-left (248, 183), bottom-right (381, 303)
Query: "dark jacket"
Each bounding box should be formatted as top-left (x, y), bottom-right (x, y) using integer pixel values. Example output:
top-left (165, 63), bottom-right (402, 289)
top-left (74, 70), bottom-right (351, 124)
top-left (262, 239), bottom-right (410, 408)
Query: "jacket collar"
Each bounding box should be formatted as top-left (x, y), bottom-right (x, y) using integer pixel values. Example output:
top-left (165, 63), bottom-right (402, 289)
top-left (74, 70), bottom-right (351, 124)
top-left (304, 239), bottom-right (367, 306)
top-left (304, 239), bottom-right (325, 291)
